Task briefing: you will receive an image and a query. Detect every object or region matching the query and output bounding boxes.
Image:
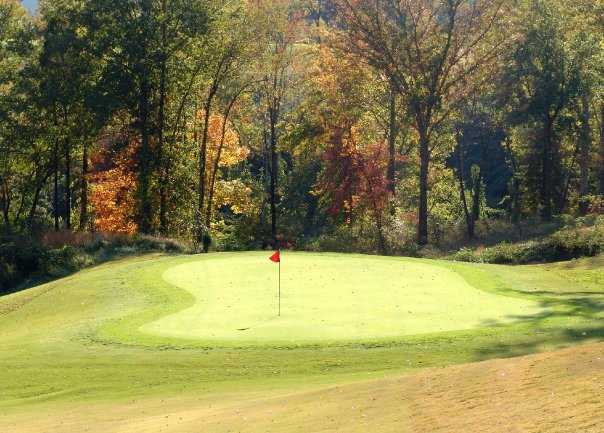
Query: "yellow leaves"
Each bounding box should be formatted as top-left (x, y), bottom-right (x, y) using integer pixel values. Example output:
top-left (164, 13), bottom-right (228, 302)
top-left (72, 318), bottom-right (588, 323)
top-left (213, 179), bottom-right (256, 216)
top-left (90, 140), bottom-right (138, 234)
top-left (190, 110), bottom-right (255, 219)
top-left (206, 113), bottom-right (249, 168)
top-left (190, 110), bottom-right (249, 168)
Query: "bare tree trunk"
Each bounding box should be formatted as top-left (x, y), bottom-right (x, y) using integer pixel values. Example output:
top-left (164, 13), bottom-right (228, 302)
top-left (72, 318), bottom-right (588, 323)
top-left (158, 0), bottom-right (168, 235)
top-left (456, 132), bottom-right (474, 240)
top-left (578, 95), bottom-right (592, 215)
top-left (64, 139), bottom-right (71, 230)
top-left (205, 93), bottom-right (241, 230)
top-left (0, 179), bottom-right (9, 226)
top-left (198, 91), bottom-right (216, 251)
top-left (138, 77), bottom-right (153, 234)
top-left (269, 107), bottom-right (279, 248)
top-left (471, 165), bottom-right (481, 224)
top-left (387, 80), bottom-right (397, 196)
top-left (599, 102), bottom-right (604, 195)
top-left (79, 141), bottom-right (89, 231)
top-left (27, 166), bottom-right (50, 230)
top-left (53, 140), bottom-right (59, 231)
top-left (541, 116), bottom-right (553, 221)
top-left (418, 128), bottom-right (429, 245)
top-left (376, 212), bottom-right (386, 254)
top-left (503, 138), bottom-right (521, 225)
top-left (28, 185), bottom-right (43, 231)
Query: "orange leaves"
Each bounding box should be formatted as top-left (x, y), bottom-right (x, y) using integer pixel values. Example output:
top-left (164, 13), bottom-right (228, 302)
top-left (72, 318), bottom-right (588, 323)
top-left (90, 138), bottom-right (138, 234)
top-left (191, 110), bottom-right (248, 169)
top-left (206, 113), bottom-right (248, 168)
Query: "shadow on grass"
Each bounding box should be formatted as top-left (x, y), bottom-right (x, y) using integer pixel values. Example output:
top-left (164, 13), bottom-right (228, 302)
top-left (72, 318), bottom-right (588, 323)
top-left (475, 293), bottom-right (604, 360)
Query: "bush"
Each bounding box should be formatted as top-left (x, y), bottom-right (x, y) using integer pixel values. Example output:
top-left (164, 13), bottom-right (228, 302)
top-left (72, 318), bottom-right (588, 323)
top-left (450, 216), bottom-right (604, 264)
top-left (301, 226), bottom-right (377, 254)
top-left (0, 231), bottom-right (191, 293)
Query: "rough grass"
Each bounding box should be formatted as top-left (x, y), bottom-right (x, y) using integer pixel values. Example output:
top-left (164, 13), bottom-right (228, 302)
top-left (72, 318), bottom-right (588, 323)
top-left (0, 252), bottom-right (602, 432)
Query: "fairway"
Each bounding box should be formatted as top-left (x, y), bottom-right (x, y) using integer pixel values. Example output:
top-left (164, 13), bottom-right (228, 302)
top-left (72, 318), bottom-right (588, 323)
top-left (142, 252), bottom-right (543, 345)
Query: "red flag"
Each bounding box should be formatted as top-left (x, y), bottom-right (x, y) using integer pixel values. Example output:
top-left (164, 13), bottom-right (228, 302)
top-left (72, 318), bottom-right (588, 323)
top-left (269, 250), bottom-right (280, 263)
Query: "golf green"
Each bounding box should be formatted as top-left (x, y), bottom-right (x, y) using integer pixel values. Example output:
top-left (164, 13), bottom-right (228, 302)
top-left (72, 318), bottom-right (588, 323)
top-left (142, 252), bottom-right (543, 345)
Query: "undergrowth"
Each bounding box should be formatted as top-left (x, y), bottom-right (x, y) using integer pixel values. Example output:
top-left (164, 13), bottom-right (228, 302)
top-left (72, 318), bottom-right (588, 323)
top-left (0, 231), bottom-right (191, 293)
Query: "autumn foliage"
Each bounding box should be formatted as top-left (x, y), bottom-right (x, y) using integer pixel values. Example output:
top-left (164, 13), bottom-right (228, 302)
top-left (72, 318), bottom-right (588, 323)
top-left (319, 125), bottom-right (389, 221)
top-left (90, 137), bottom-right (139, 234)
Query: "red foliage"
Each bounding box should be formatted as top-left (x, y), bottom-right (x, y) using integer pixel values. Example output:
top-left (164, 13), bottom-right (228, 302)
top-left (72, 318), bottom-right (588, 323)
top-left (319, 124), bottom-right (390, 222)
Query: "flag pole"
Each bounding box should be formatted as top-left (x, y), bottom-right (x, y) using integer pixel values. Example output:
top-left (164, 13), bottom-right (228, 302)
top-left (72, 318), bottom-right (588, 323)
top-left (269, 250), bottom-right (281, 317)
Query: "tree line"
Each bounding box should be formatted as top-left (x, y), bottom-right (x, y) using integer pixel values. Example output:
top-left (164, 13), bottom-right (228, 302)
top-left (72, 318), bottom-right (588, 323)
top-left (1, 0), bottom-right (603, 253)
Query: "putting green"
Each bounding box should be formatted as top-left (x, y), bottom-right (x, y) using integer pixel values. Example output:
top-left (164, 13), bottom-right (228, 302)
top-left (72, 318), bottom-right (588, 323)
top-left (141, 252), bottom-right (543, 345)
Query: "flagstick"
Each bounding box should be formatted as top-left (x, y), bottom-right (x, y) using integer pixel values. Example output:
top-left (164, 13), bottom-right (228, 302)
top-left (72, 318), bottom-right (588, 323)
top-left (278, 258), bottom-right (281, 317)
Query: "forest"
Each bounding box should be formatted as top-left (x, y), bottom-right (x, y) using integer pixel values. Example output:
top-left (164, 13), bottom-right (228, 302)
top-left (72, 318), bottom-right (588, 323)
top-left (1, 0), bottom-right (603, 268)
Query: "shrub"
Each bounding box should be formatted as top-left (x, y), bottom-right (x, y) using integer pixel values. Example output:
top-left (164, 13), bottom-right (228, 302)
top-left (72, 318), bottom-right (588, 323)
top-left (0, 232), bottom-right (190, 293)
top-left (450, 217), bottom-right (603, 264)
top-left (300, 226), bottom-right (378, 254)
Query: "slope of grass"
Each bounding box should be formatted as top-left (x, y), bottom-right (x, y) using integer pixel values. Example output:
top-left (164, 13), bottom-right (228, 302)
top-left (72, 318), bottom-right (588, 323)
top-left (0, 252), bottom-right (602, 430)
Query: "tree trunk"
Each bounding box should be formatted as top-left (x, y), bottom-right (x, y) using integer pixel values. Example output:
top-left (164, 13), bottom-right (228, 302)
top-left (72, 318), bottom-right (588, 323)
top-left (138, 77), bottom-right (153, 234)
top-left (599, 101), bottom-right (604, 195)
top-left (0, 180), bottom-right (9, 226)
top-left (53, 140), bottom-right (59, 231)
top-left (79, 141), bottom-right (89, 231)
top-left (511, 176), bottom-right (521, 225)
top-left (27, 166), bottom-right (50, 230)
top-left (504, 138), bottom-right (522, 225)
top-left (455, 133), bottom-right (474, 240)
top-left (269, 107), bottom-right (279, 248)
top-left (418, 128), bottom-right (430, 245)
top-left (541, 116), bottom-right (553, 221)
top-left (205, 95), bottom-right (239, 231)
top-left (64, 139), bottom-right (71, 230)
top-left (578, 95), bottom-right (592, 215)
top-left (28, 184), bottom-right (43, 231)
top-left (158, 2), bottom-right (168, 235)
top-left (471, 165), bottom-right (481, 224)
top-left (198, 95), bottom-right (215, 251)
top-left (387, 80), bottom-right (397, 196)
top-left (376, 212), bottom-right (387, 255)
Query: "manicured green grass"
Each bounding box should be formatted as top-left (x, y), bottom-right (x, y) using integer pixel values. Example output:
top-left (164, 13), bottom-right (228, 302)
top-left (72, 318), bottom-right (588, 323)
top-left (0, 252), bottom-right (602, 415)
top-left (144, 252), bottom-right (542, 345)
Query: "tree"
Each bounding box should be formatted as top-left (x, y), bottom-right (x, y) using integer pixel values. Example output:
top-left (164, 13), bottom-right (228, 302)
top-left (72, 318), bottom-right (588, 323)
top-left (503, 0), bottom-right (584, 219)
top-left (38, 0), bottom-right (107, 232)
top-left (0, 0), bottom-right (48, 231)
top-left (187, 2), bottom-right (257, 250)
top-left (336, 0), bottom-right (509, 244)
top-left (252, 0), bottom-right (306, 247)
top-left (85, 0), bottom-right (209, 234)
